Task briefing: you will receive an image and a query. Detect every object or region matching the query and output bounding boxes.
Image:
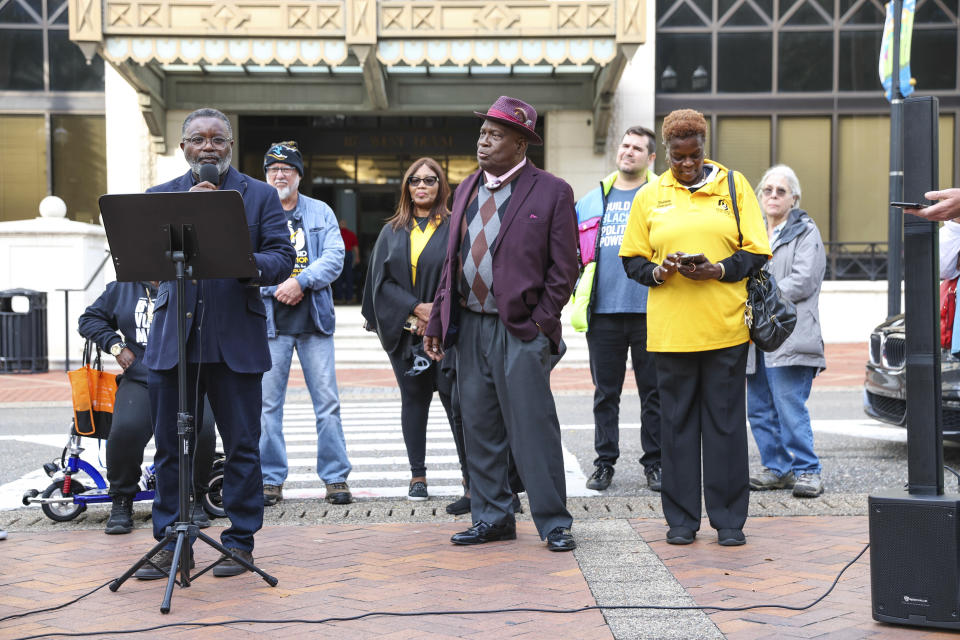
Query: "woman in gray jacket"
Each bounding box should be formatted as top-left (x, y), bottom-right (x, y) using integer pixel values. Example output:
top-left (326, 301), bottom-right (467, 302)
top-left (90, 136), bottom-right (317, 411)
top-left (746, 165), bottom-right (827, 498)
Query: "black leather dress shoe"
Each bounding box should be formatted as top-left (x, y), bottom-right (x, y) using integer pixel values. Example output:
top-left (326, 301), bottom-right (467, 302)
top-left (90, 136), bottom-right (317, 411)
top-left (546, 527), bottom-right (576, 552)
top-left (450, 521), bottom-right (516, 545)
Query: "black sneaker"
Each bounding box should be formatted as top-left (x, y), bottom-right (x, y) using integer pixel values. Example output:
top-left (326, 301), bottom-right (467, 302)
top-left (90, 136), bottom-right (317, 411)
top-left (408, 480), bottom-right (428, 501)
top-left (585, 464), bottom-right (614, 491)
top-left (213, 548), bottom-right (253, 577)
top-left (191, 502), bottom-right (211, 529)
top-left (645, 465), bottom-right (662, 492)
top-left (105, 494), bottom-right (134, 535)
top-left (666, 526), bottom-right (695, 545)
top-left (134, 549), bottom-right (194, 580)
top-left (446, 495), bottom-right (471, 515)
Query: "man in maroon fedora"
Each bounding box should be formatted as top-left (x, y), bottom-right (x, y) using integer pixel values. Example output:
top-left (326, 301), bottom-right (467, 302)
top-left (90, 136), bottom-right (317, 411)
top-left (424, 96), bottom-right (579, 552)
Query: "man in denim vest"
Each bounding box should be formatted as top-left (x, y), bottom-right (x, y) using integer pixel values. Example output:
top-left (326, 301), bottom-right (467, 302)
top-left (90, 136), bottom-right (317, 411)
top-left (259, 141), bottom-right (353, 507)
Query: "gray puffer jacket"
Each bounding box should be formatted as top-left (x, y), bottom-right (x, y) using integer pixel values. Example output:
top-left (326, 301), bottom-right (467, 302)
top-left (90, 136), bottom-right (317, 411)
top-left (747, 208), bottom-right (827, 373)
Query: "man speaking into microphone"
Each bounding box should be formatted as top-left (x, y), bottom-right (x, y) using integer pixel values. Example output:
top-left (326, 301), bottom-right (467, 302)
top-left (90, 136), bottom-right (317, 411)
top-left (135, 108), bottom-right (295, 580)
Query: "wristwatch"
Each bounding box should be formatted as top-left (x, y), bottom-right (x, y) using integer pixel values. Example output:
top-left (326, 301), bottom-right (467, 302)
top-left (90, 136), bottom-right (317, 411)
top-left (110, 341), bottom-right (127, 357)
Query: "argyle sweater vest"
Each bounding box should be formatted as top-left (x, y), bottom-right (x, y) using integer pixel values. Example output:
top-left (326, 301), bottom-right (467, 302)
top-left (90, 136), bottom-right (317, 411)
top-left (459, 181), bottom-right (514, 313)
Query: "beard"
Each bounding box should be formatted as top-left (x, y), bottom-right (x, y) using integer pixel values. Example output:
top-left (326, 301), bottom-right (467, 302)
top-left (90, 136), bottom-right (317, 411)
top-left (275, 185), bottom-right (294, 200)
top-left (187, 147), bottom-right (233, 178)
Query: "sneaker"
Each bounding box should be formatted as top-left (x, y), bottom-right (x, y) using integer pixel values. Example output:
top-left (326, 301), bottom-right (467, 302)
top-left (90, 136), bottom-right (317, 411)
top-left (666, 526), bottom-right (695, 545)
top-left (325, 482), bottom-right (352, 505)
top-left (134, 549), bottom-right (194, 580)
top-left (191, 502), bottom-right (211, 528)
top-left (792, 472), bottom-right (824, 498)
top-left (645, 465), bottom-right (662, 492)
top-left (105, 494), bottom-right (134, 535)
top-left (446, 494), bottom-right (471, 515)
top-left (408, 479), bottom-right (428, 501)
top-left (585, 464), bottom-right (614, 491)
top-left (749, 467), bottom-right (795, 491)
top-left (0, 530), bottom-right (7, 540)
top-left (718, 528), bottom-right (746, 546)
top-left (213, 548), bottom-right (253, 578)
top-left (263, 484), bottom-right (283, 506)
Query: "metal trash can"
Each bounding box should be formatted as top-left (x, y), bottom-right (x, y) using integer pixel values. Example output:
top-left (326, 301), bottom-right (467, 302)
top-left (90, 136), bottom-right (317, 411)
top-left (0, 289), bottom-right (48, 373)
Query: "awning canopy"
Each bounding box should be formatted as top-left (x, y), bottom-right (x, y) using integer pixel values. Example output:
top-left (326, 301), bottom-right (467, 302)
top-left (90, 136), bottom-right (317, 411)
top-left (71, 0), bottom-right (646, 151)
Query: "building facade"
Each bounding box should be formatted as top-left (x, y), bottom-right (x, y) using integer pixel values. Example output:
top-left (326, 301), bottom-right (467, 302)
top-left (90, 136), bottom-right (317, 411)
top-left (0, 0), bottom-right (958, 272)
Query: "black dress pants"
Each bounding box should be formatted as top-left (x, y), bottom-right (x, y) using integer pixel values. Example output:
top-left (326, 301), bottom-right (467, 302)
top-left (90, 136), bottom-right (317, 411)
top-left (654, 342), bottom-right (749, 532)
top-left (585, 313), bottom-right (661, 470)
top-left (107, 376), bottom-right (215, 499)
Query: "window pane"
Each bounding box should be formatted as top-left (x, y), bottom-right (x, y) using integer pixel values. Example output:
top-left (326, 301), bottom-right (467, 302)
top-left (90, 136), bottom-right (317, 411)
top-left (779, 31), bottom-right (833, 91)
top-left (843, 0), bottom-right (885, 23)
top-left (912, 29), bottom-right (957, 90)
top-left (725, 3), bottom-right (767, 24)
top-left (51, 115), bottom-right (106, 224)
top-left (777, 117), bottom-right (832, 238)
top-left (718, 33), bottom-right (772, 92)
top-left (656, 33), bottom-right (712, 93)
top-left (839, 30), bottom-right (883, 91)
top-left (916, 0), bottom-right (953, 23)
top-left (837, 115), bottom-right (889, 242)
top-left (662, 2), bottom-right (709, 26)
top-left (785, 0), bottom-right (832, 24)
top-left (715, 117), bottom-right (770, 187)
top-left (0, 0), bottom-right (41, 23)
top-left (49, 30), bottom-right (104, 91)
top-left (0, 29), bottom-right (43, 89)
top-left (0, 115), bottom-right (47, 222)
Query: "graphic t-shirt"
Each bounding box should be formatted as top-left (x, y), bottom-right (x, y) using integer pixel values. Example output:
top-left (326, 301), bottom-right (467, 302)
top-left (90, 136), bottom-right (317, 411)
top-left (593, 186), bottom-right (649, 314)
top-left (274, 207), bottom-right (314, 335)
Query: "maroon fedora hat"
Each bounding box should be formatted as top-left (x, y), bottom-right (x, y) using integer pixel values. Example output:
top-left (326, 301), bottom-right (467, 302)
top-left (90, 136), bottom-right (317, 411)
top-left (474, 95), bottom-right (543, 145)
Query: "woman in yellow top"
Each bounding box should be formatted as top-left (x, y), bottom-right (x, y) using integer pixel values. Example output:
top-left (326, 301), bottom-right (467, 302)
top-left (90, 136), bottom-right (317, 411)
top-left (362, 158), bottom-right (469, 508)
top-left (620, 109), bottom-right (771, 547)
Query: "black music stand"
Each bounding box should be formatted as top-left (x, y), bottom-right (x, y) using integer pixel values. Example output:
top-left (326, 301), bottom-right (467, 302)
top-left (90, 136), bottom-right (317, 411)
top-left (98, 191), bottom-right (277, 613)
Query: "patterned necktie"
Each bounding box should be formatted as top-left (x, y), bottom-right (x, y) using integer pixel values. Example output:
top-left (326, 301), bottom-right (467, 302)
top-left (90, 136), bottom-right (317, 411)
top-left (463, 183), bottom-right (510, 312)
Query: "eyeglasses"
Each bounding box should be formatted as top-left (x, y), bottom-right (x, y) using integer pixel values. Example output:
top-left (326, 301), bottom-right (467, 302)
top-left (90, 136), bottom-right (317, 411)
top-left (266, 167), bottom-right (297, 176)
top-left (408, 176), bottom-right (438, 187)
top-left (761, 186), bottom-right (790, 198)
top-left (182, 136), bottom-right (233, 149)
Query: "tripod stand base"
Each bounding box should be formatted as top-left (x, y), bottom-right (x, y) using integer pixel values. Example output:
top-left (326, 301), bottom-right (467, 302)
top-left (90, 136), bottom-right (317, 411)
top-left (110, 523), bottom-right (277, 613)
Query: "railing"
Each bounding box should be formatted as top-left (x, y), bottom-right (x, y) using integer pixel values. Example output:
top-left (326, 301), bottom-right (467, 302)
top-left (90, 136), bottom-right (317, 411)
top-left (824, 242), bottom-right (891, 281)
top-left (57, 250), bottom-right (112, 371)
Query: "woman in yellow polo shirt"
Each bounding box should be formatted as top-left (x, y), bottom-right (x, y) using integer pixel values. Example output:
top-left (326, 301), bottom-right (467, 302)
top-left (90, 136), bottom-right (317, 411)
top-left (620, 109), bottom-right (771, 547)
top-left (362, 158), bottom-right (468, 508)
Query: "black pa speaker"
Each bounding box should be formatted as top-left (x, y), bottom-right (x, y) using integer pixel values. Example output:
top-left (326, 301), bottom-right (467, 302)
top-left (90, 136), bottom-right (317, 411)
top-left (870, 490), bottom-right (960, 629)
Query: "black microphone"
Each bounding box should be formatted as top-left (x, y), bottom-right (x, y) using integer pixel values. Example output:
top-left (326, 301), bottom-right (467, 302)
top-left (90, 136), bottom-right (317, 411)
top-left (198, 163), bottom-right (219, 186)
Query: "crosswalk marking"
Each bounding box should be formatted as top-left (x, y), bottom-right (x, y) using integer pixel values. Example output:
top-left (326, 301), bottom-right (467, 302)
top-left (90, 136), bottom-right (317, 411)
top-left (0, 403), bottom-right (910, 511)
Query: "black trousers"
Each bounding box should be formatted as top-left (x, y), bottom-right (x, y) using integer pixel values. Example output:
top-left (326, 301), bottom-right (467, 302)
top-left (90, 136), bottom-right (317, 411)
top-left (585, 313), bottom-right (661, 470)
top-left (388, 352), bottom-right (458, 478)
top-left (107, 376), bottom-right (215, 498)
top-left (654, 342), bottom-right (749, 532)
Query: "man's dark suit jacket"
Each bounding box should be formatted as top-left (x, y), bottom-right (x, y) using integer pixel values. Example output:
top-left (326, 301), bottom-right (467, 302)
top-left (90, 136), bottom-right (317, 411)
top-left (142, 166), bottom-right (296, 373)
top-left (425, 162), bottom-right (579, 352)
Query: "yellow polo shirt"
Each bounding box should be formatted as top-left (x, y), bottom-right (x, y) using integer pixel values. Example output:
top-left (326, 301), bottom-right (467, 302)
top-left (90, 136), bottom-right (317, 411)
top-left (619, 161), bottom-right (771, 352)
top-left (410, 216), bottom-right (438, 285)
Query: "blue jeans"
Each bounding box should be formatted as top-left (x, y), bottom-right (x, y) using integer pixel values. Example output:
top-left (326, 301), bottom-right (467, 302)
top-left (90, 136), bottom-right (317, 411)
top-left (260, 333), bottom-right (351, 486)
top-left (746, 357), bottom-right (820, 476)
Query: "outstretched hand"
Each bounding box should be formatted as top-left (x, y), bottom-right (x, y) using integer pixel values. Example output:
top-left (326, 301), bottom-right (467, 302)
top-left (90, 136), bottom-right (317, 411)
top-left (906, 188), bottom-right (960, 222)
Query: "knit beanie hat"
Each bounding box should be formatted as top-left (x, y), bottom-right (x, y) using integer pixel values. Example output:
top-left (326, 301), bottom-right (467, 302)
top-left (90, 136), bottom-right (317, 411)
top-left (263, 140), bottom-right (303, 176)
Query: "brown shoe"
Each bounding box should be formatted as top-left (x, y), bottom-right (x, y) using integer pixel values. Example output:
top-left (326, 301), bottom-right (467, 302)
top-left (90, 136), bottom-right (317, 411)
top-left (263, 484), bottom-right (283, 506)
top-left (325, 482), bottom-right (352, 504)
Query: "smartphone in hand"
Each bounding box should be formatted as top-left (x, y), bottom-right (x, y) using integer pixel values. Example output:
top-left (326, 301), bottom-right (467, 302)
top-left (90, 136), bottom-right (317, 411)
top-left (677, 252), bottom-right (706, 265)
top-left (890, 201), bottom-right (928, 209)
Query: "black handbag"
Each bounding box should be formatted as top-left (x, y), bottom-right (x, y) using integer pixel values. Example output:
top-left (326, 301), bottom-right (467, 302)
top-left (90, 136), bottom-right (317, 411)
top-left (727, 171), bottom-right (797, 352)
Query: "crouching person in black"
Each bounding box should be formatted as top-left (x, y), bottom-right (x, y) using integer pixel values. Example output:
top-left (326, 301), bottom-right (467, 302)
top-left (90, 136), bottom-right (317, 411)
top-left (78, 280), bottom-right (215, 534)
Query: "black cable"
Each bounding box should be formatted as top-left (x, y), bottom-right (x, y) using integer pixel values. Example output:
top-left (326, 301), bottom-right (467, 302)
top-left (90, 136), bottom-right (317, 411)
top-left (3, 543), bottom-right (870, 639)
top-left (0, 580), bottom-right (112, 624)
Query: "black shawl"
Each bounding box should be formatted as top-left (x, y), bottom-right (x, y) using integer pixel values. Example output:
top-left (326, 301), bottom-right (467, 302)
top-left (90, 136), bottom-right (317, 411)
top-left (361, 218), bottom-right (450, 359)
